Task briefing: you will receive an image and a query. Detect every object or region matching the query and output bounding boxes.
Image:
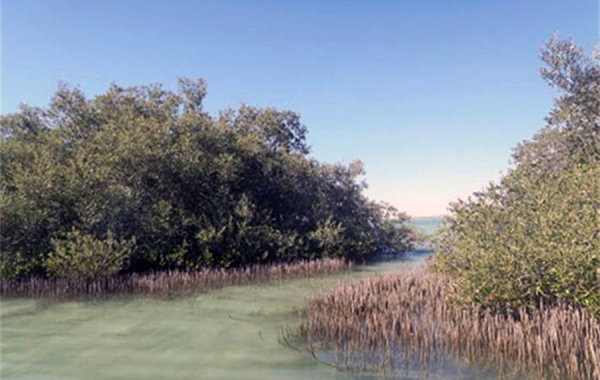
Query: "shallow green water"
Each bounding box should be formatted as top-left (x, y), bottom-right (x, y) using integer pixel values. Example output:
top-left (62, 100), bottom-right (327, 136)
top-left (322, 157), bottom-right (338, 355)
top-left (0, 258), bottom-right (426, 380)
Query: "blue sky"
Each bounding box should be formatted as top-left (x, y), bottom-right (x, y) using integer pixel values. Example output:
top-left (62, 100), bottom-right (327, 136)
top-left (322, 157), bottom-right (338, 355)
top-left (2, 1), bottom-right (598, 216)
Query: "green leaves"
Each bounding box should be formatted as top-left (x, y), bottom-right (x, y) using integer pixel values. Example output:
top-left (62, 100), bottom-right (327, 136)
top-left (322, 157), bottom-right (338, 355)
top-left (0, 77), bottom-right (415, 279)
top-left (432, 37), bottom-right (600, 316)
top-left (45, 229), bottom-right (135, 279)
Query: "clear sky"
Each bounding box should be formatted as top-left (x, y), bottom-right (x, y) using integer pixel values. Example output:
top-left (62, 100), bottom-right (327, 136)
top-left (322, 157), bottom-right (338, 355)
top-left (2, 1), bottom-right (598, 216)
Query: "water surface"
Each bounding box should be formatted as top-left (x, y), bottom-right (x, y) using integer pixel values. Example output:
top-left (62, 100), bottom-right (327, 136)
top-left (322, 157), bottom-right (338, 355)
top-left (1, 258), bottom-right (429, 380)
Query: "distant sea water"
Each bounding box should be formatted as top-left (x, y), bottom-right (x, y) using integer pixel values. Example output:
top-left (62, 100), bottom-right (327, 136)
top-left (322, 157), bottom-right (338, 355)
top-left (408, 217), bottom-right (443, 235)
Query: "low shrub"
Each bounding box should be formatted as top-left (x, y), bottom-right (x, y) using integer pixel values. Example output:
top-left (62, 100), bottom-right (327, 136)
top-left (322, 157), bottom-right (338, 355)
top-left (44, 229), bottom-right (135, 279)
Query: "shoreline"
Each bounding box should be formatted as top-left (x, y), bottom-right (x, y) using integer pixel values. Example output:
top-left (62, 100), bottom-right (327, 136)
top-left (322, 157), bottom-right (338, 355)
top-left (0, 258), bottom-right (351, 300)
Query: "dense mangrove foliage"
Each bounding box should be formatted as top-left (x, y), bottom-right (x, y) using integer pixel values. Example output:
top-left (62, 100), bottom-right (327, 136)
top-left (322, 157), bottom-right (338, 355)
top-left (433, 36), bottom-right (600, 316)
top-left (0, 79), bottom-right (415, 280)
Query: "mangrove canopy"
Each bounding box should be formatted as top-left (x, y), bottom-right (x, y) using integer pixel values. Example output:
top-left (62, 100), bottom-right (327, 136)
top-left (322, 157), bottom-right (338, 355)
top-left (0, 80), bottom-right (415, 279)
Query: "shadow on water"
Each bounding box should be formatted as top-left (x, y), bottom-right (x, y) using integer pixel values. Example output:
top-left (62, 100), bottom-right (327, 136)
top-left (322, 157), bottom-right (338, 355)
top-left (299, 344), bottom-right (520, 380)
top-left (280, 324), bottom-right (511, 380)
